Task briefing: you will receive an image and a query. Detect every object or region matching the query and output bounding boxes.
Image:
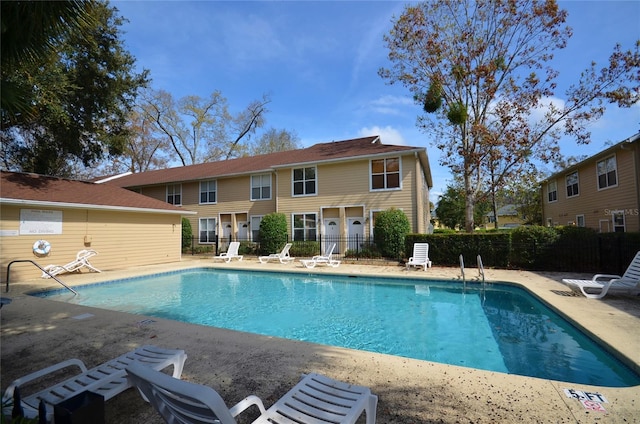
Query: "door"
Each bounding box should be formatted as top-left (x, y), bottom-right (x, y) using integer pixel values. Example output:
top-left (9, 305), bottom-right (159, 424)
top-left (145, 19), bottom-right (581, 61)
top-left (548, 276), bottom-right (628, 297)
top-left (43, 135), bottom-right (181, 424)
top-left (347, 218), bottom-right (364, 251)
top-left (222, 223), bottom-right (233, 242)
top-left (323, 219), bottom-right (340, 254)
top-left (237, 221), bottom-right (248, 240)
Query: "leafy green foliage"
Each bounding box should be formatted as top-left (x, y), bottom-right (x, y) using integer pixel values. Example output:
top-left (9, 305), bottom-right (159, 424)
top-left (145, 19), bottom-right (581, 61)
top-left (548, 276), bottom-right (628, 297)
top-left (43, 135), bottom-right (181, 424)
top-left (1, 1), bottom-right (149, 176)
top-left (258, 213), bottom-right (288, 255)
top-left (374, 208), bottom-right (411, 258)
top-left (509, 226), bottom-right (559, 269)
top-left (181, 218), bottom-right (193, 249)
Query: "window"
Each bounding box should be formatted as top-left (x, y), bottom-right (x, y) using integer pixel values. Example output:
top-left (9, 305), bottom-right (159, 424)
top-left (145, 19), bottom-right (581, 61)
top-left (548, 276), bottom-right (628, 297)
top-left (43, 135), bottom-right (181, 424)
top-left (371, 157), bottom-right (400, 190)
top-left (250, 216), bottom-right (263, 241)
top-left (612, 210), bottom-right (625, 232)
top-left (200, 180), bottom-right (217, 204)
top-left (576, 215), bottom-right (585, 227)
top-left (566, 171), bottom-right (579, 197)
top-left (251, 174), bottom-right (271, 200)
top-left (597, 156), bottom-right (617, 189)
top-left (199, 218), bottom-right (216, 243)
top-left (167, 184), bottom-right (182, 205)
top-left (293, 213), bottom-right (317, 241)
top-left (547, 181), bottom-right (557, 203)
top-left (293, 167), bottom-right (316, 196)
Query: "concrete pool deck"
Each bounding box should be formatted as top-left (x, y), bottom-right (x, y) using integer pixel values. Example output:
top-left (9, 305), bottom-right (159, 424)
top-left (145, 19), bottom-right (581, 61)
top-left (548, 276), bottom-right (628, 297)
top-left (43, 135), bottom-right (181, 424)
top-left (1, 257), bottom-right (639, 423)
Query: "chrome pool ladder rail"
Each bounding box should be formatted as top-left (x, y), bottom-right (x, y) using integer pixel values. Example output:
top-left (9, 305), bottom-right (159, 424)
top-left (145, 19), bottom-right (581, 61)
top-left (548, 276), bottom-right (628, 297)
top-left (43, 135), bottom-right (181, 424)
top-left (477, 254), bottom-right (486, 302)
top-left (459, 254), bottom-right (466, 293)
top-left (6, 260), bottom-right (78, 295)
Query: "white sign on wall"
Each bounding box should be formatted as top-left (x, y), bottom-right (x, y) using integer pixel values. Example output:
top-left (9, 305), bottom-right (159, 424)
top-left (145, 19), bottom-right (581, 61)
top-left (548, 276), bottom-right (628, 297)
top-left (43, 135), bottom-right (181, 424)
top-left (19, 209), bottom-right (63, 235)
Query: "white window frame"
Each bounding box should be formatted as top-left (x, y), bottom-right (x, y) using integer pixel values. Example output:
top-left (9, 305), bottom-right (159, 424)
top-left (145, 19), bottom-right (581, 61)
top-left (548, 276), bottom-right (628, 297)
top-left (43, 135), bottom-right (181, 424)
top-left (250, 215), bottom-right (263, 241)
top-left (576, 214), bottom-right (585, 227)
top-left (199, 180), bottom-right (217, 204)
top-left (597, 155), bottom-right (618, 190)
top-left (566, 171), bottom-right (579, 198)
top-left (292, 212), bottom-right (317, 241)
top-left (611, 210), bottom-right (626, 232)
top-left (199, 217), bottom-right (217, 243)
top-left (251, 174), bottom-right (272, 201)
top-left (167, 184), bottom-right (182, 206)
top-left (547, 180), bottom-right (557, 203)
top-left (292, 166), bottom-right (317, 197)
top-left (370, 157), bottom-right (401, 191)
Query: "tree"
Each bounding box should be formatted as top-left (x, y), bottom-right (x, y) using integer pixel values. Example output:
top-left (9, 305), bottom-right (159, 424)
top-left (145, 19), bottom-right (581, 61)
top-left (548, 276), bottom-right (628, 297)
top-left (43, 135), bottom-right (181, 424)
top-left (1, 1), bottom-right (149, 176)
top-left (435, 183), bottom-right (491, 230)
top-left (251, 128), bottom-right (301, 155)
top-left (140, 89), bottom-right (270, 166)
top-left (1, 0), bottom-right (92, 121)
top-left (380, 0), bottom-right (639, 232)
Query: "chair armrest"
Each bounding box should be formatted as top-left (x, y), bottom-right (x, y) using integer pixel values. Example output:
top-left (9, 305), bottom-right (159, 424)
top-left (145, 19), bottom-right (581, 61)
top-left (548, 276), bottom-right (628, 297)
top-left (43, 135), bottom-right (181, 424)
top-left (592, 274), bottom-right (622, 282)
top-left (228, 394), bottom-right (266, 417)
top-left (2, 358), bottom-right (88, 402)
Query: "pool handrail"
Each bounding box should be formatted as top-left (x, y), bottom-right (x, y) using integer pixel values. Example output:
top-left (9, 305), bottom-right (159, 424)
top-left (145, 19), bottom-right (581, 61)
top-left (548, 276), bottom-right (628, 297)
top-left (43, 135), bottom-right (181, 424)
top-left (6, 260), bottom-right (78, 295)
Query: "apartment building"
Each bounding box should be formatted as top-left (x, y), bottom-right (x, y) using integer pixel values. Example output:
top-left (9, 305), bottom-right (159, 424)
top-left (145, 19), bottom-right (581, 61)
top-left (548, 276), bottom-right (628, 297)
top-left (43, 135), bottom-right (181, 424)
top-left (541, 133), bottom-right (640, 232)
top-left (105, 136), bottom-right (433, 252)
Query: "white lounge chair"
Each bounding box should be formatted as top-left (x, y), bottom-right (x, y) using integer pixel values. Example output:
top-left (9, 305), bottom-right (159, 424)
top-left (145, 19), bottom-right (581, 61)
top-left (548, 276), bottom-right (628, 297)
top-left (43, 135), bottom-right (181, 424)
top-left (301, 243), bottom-right (341, 268)
top-left (258, 243), bottom-right (295, 264)
top-left (41, 249), bottom-right (101, 278)
top-left (561, 251), bottom-right (640, 299)
top-left (126, 363), bottom-right (377, 424)
top-left (213, 241), bottom-right (243, 263)
top-left (2, 345), bottom-right (187, 422)
top-left (406, 243), bottom-right (432, 271)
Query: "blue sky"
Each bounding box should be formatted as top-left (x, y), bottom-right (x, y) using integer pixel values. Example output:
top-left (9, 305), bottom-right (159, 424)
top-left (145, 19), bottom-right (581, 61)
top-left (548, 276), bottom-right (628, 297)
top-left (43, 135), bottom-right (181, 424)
top-left (112, 0), bottom-right (640, 203)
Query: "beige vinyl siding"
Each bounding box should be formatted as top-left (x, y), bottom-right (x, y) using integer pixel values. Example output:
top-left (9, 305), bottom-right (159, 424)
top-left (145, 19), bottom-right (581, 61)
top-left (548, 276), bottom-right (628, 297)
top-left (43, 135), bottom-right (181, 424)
top-left (543, 147), bottom-right (639, 231)
top-left (1, 205), bottom-right (181, 282)
top-left (180, 176), bottom-right (277, 241)
top-left (276, 155), bottom-right (419, 233)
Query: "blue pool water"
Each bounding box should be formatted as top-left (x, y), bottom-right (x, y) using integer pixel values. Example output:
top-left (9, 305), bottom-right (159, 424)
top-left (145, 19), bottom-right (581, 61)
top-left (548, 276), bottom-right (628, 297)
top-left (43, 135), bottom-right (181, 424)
top-left (34, 269), bottom-right (640, 387)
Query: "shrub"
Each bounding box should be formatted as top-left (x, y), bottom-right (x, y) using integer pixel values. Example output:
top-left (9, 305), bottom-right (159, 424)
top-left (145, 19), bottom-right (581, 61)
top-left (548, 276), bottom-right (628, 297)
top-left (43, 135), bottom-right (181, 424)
top-left (258, 213), bottom-right (288, 255)
top-left (181, 218), bottom-right (192, 250)
top-left (374, 208), bottom-right (411, 258)
top-left (509, 225), bottom-right (559, 269)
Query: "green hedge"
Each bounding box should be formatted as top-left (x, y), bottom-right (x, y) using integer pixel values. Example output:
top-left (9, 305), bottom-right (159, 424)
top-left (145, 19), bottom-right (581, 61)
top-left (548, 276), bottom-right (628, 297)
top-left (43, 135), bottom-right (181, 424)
top-left (406, 227), bottom-right (639, 273)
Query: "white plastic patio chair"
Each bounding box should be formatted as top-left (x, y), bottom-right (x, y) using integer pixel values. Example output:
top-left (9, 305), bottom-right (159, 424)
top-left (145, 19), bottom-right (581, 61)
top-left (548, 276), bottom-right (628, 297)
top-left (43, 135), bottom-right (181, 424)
top-left (406, 243), bottom-right (432, 271)
top-left (301, 243), bottom-right (340, 268)
top-left (561, 251), bottom-right (640, 299)
top-left (126, 363), bottom-right (377, 424)
top-left (41, 249), bottom-right (101, 278)
top-left (2, 345), bottom-right (187, 422)
top-left (213, 242), bottom-right (243, 263)
top-left (258, 243), bottom-right (295, 264)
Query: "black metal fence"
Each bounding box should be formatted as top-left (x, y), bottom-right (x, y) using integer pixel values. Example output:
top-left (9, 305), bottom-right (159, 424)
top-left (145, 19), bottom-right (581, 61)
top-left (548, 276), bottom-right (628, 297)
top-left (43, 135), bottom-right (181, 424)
top-left (185, 233), bottom-right (640, 275)
top-left (185, 234), bottom-right (388, 260)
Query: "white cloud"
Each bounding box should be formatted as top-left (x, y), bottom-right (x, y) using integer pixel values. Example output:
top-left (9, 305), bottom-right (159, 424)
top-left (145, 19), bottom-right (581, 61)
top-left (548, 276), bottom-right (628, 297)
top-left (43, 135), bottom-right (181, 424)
top-left (367, 95), bottom-right (414, 115)
top-left (358, 126), bottom-right (406, 145)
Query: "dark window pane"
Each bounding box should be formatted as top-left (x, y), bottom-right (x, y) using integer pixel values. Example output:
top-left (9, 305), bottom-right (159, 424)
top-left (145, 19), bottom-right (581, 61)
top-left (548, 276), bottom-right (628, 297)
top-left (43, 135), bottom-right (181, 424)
top-left (387, 173), bottom-right (400, 188)
top-left (305, 167), bottom-right (315, 179)
top-left (293, 168), bottom-right (303, 181)
top-left (305, 181), bottom-right (315, 194)
top-left (372, 175), bottom-right (384, 189)
top-left (294, 181), bottom-right (303, 195)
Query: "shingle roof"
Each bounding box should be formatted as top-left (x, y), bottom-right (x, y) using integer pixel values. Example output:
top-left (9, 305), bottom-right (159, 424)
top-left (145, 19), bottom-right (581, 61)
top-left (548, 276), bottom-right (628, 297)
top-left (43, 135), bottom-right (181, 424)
top-left (0, 171), bottom-right (191, 214)
top-left (105, 135), bottom-right (432, 188)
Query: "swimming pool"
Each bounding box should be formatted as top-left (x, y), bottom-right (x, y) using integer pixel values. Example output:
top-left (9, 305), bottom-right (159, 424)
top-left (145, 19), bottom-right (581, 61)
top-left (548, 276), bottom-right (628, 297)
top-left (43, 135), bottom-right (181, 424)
top-left (34, 268), bottom-right (640, 387)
